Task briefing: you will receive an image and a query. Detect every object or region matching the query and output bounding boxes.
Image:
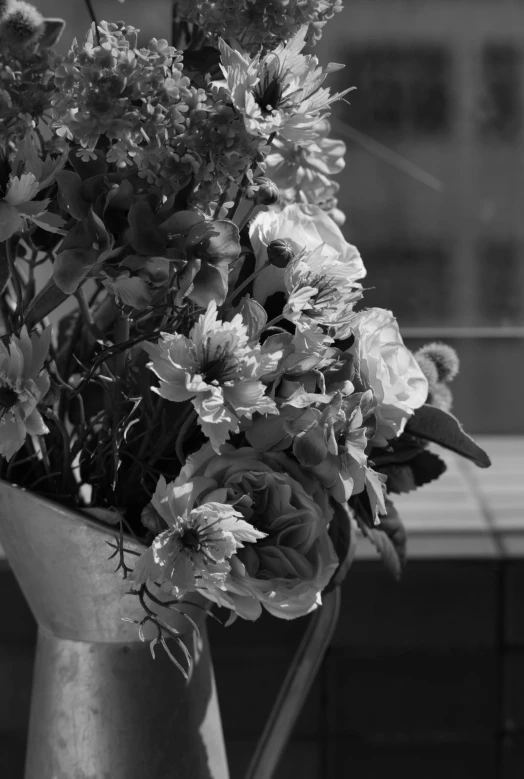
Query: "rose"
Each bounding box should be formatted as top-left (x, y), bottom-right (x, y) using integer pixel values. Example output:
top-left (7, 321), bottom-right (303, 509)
top-left (347, 308), bottom-right (428, 446)
top-left (249, 203), bottom-right (366, 304)
top-left (178, 443), bottom-right (339, 620)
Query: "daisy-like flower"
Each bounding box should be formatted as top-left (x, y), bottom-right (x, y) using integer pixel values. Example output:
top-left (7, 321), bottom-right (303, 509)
top-left (144, 301), bottom-right (279, 452)
top-left (0, 326), bottom-right (51, 461)
top-left (283, 244), bottom-right (364, 340)
top-left (218, 26), bottom-right (352, 144)
top-left (0, 133), bottom-right (66, 241)
top-left (132, 475), bottom-right (266, 599)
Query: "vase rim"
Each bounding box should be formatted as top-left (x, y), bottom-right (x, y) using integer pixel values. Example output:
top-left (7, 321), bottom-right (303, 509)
top-left (0, 477), bottom-right (146, 551)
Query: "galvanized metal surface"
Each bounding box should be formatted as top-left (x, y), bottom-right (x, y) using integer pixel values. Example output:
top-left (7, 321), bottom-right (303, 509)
top-left (0, 480), bottom-right (230, 779)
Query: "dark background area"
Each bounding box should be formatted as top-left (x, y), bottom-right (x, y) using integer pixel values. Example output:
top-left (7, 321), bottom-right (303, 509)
top-left (2, 558), bottom-right (524, 778)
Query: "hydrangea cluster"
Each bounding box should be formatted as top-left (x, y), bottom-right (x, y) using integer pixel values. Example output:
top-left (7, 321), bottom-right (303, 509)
top-left (0, 1), bottom-right (489, 646)
top-left (175, 0), bottom-right (344, 53)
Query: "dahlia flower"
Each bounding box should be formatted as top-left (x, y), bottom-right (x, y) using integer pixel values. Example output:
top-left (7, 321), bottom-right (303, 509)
top-left (218, 26), bottom-right (352, 144)
top-left (283, 244), bottom-right (364, 339)
top-left (144, 301), bottom-right (278, 452)
top-left (132, 475), bottom-right (266, 599)
top-left (0, 326), bottom-right (51, 461)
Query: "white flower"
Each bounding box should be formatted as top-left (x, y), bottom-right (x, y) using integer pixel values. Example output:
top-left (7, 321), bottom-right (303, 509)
top-left (144, 301), bottom-right (278, 452)
top-left (132, 475), bottom-right (266, 600)
top-left (218, 26), bottom-right (352, 144)
top-left (283, 244), bottom-right (364, 339)
top-left (347, 308), bottom-right (429, 446)
top-left (250, 202), bottom-right (366, 304)
top-left (0, 327), bottom-right (52, 461)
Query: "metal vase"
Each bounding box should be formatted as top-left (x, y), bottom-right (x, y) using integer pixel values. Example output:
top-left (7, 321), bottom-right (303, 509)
top-left (0, 480), bottom-right (230, 779)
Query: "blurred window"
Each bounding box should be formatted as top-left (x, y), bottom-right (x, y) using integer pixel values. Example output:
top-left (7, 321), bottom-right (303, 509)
top-left (479, 44), bottom-right (521, 140)
top-left (343, 46), bottom-right (451, 137)
top-left (478, 240), bottom-right (524, 325)
top-left (359, 243), bottom-right (451, 326)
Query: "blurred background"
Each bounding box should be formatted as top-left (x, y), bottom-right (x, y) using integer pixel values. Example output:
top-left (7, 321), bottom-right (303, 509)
top-left (1, 1), bottom-right (524, 777)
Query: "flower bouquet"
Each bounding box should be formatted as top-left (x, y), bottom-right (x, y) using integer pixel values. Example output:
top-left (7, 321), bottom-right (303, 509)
top-left (0, 0), bottom-right (490, 776)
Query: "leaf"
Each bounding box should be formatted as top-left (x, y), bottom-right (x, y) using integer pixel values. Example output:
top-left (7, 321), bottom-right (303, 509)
top-left (237, 296), bottom-right (267, 340)
top-left (30, 212), bottom-right (67, 233)
top-left (25, 278), bottom-right (70, 329)
top-left (357, 500), bottom-right (406, 580)
top-left (382, 450), bottom-right (447, 495)
top-left (405, 404), bottom-right (491, 468)
top-left (0, 201), bottom-right (22, 241)
top-left (56, 170), bottom-right (89, 220)
top-left (39, 18), bottom-right (66, 48)
top-left (325, 501), bottom-right (356, 592)
top-left (128, 201), bottom-right (166, 256)
top-left (365, 468), bottom-right (387, 521)
top-left (54, 218), bottom-right (99, 293)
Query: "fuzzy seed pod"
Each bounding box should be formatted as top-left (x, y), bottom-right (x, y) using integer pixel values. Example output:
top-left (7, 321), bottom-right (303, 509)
top-left (246, 176), bottom-right (279, 206)
top-left (415, 353), bottom-right (439, 388)
top-left (416, 342), bottom-right (460, 383)
top-left (427, 382), bottom-right (453, 412)
top-left (267, 239), bottom-right (295, 268)
top-left (0, 0), bottom-right (44, 46)
top-left (0, 0), bottom-right (14, 22)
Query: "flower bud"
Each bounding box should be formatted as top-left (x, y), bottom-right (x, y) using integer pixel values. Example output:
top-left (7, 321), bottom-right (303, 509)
top-left (267, 238), bottom-right (295, 268)
top-left (246, 177), bottom-right (279, 206)
top-left (0, 0), bottom-right (44, 46)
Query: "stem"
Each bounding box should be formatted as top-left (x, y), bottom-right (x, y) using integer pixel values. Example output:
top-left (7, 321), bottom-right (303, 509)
top-left (223, 262), bottom-right (269, 308)
top-left (44, 410), bottom-right (71, 493)
top-left (5, 239), bottom-right (23, 330)
top-left (245, 588), bottom-right (341, 779)
top-left (75, 286), bottom-right (101, 340)
top-left (237, 201), bottom-right (259, 232)
top-left (175, 408), bottom-right (197, 465)
top-left (84, 0), bottom-right (100, 39)
top-left (114, 316), bottom-right (130, 376)
top-left (213, 188), bottom-right (230, 220)
top-left (263, 314), bottom-right (284, 330)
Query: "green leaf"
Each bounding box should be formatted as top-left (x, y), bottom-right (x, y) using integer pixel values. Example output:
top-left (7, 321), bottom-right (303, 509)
top-left (405, 404), bottom-right (491, 468)
top-left (39, 18), bottom-right (66, 49)
top-left (382, 450), bottom-right (447, 495)
top-left (128, 201), bottom-right (166, 255)
top-left (237, 296), bottom-right (267, 340)
top-left (0, 201), bottom-right (22, 241)
top-left (25, 278), bottom-right (70, 329)
top-left (54, 218), bottom-right (98, 293)
top-left (357, 500), bottom-right (406, 580)
top-left (56, 170), bottom-right (89, 220)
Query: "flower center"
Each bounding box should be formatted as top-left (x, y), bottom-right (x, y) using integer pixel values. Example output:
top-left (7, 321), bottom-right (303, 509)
top-left (200, 339), bottom-right (239, 384)
top-left (181, 527), bottom-right (201, 551)
top-left (0, 385), bottom-right (19, 411)
top-left (254, 75), bottom-right (283, 114)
